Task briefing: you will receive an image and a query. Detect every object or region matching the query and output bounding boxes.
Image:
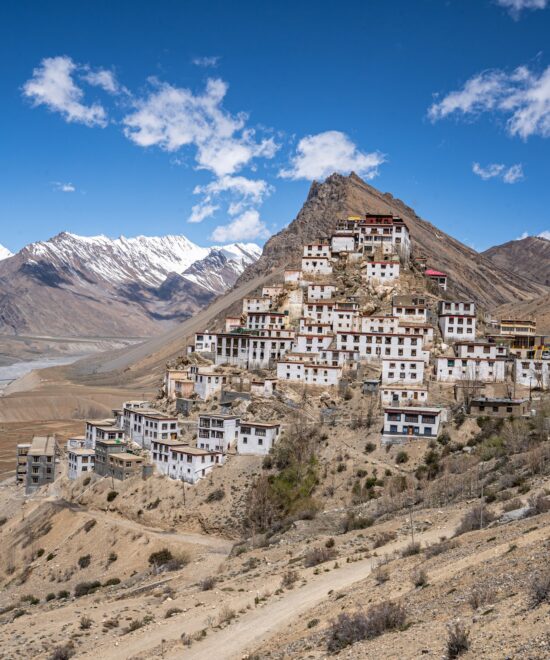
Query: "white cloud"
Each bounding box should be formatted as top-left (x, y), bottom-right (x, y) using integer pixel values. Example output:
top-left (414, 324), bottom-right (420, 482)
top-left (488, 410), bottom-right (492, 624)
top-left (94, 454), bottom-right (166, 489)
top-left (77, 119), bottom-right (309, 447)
top-left (194, 175), bottom-right (271, 204)
top-left (538, 230), bottom-right (550, 239)
top-left (210, 209), bottom-right (270, 242)
top-left (495, 0), bottom-right (548, 19)
top-left (188, 201), bottom-right (220, 223)
top-left (279, 130), bottom-right (385, 181)
top-left (52, 181), bottom-right (76, 192)
top-left (82, 68), bottom-right (119, 94)
top-left (23, 56), bottom-right (107, 127)
top-left (192, 56), bottom-right (220, 68)
top-left (472, 162), bottom-right (524, 183)
top-left (429, 65), bottom-right (550, 139)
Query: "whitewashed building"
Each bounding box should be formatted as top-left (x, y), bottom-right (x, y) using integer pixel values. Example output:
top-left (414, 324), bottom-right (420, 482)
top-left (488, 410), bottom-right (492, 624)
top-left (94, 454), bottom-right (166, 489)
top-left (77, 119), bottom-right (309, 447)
top-left (454, 341), bottom-right (508, 360)
top-left (365, 261), bottom-right (400, 281)
top-left (435, 356), bottom-right (507, 383)
top-left (262, 285), bottom-right (284, 298)
top-left (85, 420), bottom-right (125, 448)
top-left (438, 300), bottom-right (476, 340)
top-left (246, 311), bottom-right (288, 331)
top-left (332, 303), bottom-right (359, 332)
top-left (250, 378), bottom-right (277, 397)
top-left (515, 359), bottom-right (550, 389)
top-left (237, 422), bottom-right (281, 455)
top-left (380, 386), bottom-right (429, 406)
top-left (301, 256), bottom-right (333, 275)
top-left (243, 297), bottom-right (272, 313)
top-left (299, 319), bottom-right (333, 335)
top-left (392, 295), bottom-right (430, 323)
top-left (194, 332), bottom-right (217, 353)
top-left (397, 322), bottom-right (434, 343)
top-left (284, 269), bottom-right (302, 283)
top-left (331, 232), bottom-right (356, 254)
top-left (381, 406), bottom-right (443, 443)
top-left (67, 447), bottom-right (95, 480)
top-left (276, 360), bottom-right (342, 385)
top-left (307, 284), bottom-right (337, 301)
top-left (150, 438), bottom-right (186, 476)
top-left (194, 371), bottom-right (228, 400)
top-left (360, 315), bottom-right (399, 334)
top-left (295, 333), bottom-right (334, 353)
top-left (302, 301), bottom-right (335, 324)
top-left (382, 359), bottom-right (425, 384)
top-left (336, 333), bottom-right (429, 362)
top-left (303, 242), bottom-right (331, 258)
top-left (197, 414), bottom-right (239, 452)
top-left (248, 335), bottom-right (295, 368)
top-left (129, 411), bottom-right (179, 449)
top-left (168, 446), bottom-right (224, 484)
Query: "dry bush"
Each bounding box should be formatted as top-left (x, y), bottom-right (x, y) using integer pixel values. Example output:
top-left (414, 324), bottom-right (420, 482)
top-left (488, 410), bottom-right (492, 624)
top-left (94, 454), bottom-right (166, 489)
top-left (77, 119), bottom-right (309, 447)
top-left (502, 497), bottom-right (523, 512)
top-left (304, 546), bottom-right (337, 568)
top-left (49, 643), bottom-right (75, 660)
top-left (468, 584), bottom-right (496, 610)
top-left (165, 607), bottom-right (183, 618)
top-left (218, 605), bottom-right (236, 625)
top-left (372, 531), bottom-right (397, 548)
top-left (424, 539), bottom-right (458, 558)
top-left (530, 570), bottom-right (550, 607)
top-left (200, 576), bottom-right (216, 591)
top-left (326, 601), bottom-right (406, 652)
top-left (446, 621), bottom-right (470, 658)
top-left (400, 541), bottom-right (421, 557)
top-left (411, 568), bottom-right (428, 587)
top-left (281, 569), bottom-right (299, 588)
top-left (373, 565), bottom-right (390, 585)
top-left (454, 505), bottom-right (496, 536)
top-left (79, 615), bottom-right (92, 630)
top-left (528, 493), bottom-right (550, 516)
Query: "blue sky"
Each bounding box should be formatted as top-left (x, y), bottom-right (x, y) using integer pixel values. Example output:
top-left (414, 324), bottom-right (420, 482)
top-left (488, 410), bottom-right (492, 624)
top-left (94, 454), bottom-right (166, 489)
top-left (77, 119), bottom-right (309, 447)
top-left (1, 0), bottom-right (549, 252)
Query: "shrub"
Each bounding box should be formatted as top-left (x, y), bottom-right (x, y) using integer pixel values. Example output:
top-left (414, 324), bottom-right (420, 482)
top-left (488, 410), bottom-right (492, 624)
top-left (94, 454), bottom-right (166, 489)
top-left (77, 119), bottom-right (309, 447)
top-left (163, 552), bottom-right (191, 572)
top-left (424, 539), bottom-right (458, 557)
top-left (83, 519), bottom-right (96, 533)
top-left (468, 585), bottom-right (495, 610)
top-left (401, 542), bottom-right (421, 557)
top-left (337, 463), bottom-right (346, 473)
top-left (502, 497), bottom-right (523, 512)
top-left (49, 643), bottom-right (75, 660)
top-left (437, 431), bottom-right (451, 446)
top-left (205, 488), bottom-right (225, 503)
top-left (148, 548), bottom-right (173, 566)
top-left (102, 618), bottom-right (119, 629)
top-left (46, 592), bottom-right (56, 602)
top-left (80, 615), bottom-right (92, 630)
top-left (46, 552), bottom-right (55, 561)
top-left (20, 595), bottom-right (39, 605)
top-left (307, 618), bottom-right (320, 628)
top-left (373, 566), bottom-right (390, 585)
top-left (373, 531), bottom-right (397, 548)
top-left (57, 590), bottom-right (70, 599)
top-left (395, 451), bottom-right (409, 464)
top-left (326, 602), bottom-right (406, 652)
top-left (103, 577), bottom-right (121, 587)
top-left (124, 615), bottom-right (154, 634)
top-left (83, 476), bottom-right (91, 486)
top-left (106, 491), bottom-right (118, 502)
top-left (528, 493), bottom-right (550, 516)
top-left (78, 554), bottom-right (91, 569)
top-left (165, 607), bottom-right (183, 618)
top-left (218, 605), bottom-right (236, 625)
top-left (454, 505), bottom-right (496, 536)
top-left (74, 581), bottom-right (101, 597)
top-left (342, 511), bottom-right (373, 533)
top-left (200, 576), bottom-right (216, 591)
top-left (365, 442), bottom-right (376, 453)
top-left (304, 546), bottom-right (337, 568)
top-left (530, 570), bottom-right (550, 607)
top-left (281, 570), bottom-right (299, 588)
top-left (36, 548), bottom-right (45, 557)
top-left (108, 552), bottom-right (118, 563)
top-left (446, 621), bottom-right (470, 658)
top-left (411, 568), bottom-right (428, 587)
top-left (325, 537), bottom-right (335, 548)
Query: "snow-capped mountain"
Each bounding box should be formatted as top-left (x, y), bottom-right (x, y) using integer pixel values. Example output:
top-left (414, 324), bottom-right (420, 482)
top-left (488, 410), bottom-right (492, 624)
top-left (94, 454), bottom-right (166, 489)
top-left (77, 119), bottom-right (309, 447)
top-left (0, 231), bottom-right (262, 337)
top-left (22, 232), bottom-right (261, 289)
top-left (0, 244), bottom-right (13, 261)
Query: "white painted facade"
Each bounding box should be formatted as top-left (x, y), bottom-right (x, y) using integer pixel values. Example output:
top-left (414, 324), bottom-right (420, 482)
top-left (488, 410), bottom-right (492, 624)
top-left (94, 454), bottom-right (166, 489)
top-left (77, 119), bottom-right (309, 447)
top-left (294, 333), bottom-right (334, 353)
top-left (85, 420), bottom-right (125, 448)
top-left (332, 304), bottom-right (359, 332)
top-left (336, 333), bottom-right (429, 362)
top-left (382, 359), bottom-right (425, 384)
top-left (237, 422), bottom-right (280, 455)
top-left (194, 372), bottom-right (227, 400)
top-left (67, 447), bottom-right (95, 480)
top-left (307, 284), bottom-right (337, 301)
top-left (262, 285), bottom-right (284, 298)
top-left (365, 261), bottom-right (400, 281)
top-left (130, 412), bottom-right (179, 449)
top-left (515, 359), bottom-right (550, 389)
top-left (167, 447), bottom-right (224, 484)
top-left (382, 406), bottom-right (442, 442)
top-left (302, 302), bottom-right (335, 324)
top-left (194, 332), bottom-right (217, 353)
top-left (435, 357), bottom-right (507, 383)
top-left (360, 315), bottom-right (399, 334)
top-left (246, 312), bottom-right (287, 331)
top-left (299, 319), bottom-right (333, 335)
top-left (454, 341), bottom-right (508, 360)
top-left (277, 360), bottom-right (342, 385)
top-left (284, 269), bottom-right (301, 283)
top-left (331, 233), bottom-right (356, 253)
top-left (150, 439), bottom-right (186, 476)
top-left (243, 297), bottom-right (272, 313)
top-left (197, 414), bottom-right (239, 452)
top-left (392, 297), bottom-right (429, 323)
top-left (380, 386), bottom-right (429, 406)
top-left (303, 243), bottom-right (331, 258)
top-left (301, 257), bottom-right (333, 275)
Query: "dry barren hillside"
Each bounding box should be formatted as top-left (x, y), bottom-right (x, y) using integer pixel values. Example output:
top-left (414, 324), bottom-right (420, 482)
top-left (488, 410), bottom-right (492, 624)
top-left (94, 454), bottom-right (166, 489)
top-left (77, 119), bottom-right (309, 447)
top-left (483, 235), bottom-right (550, 287)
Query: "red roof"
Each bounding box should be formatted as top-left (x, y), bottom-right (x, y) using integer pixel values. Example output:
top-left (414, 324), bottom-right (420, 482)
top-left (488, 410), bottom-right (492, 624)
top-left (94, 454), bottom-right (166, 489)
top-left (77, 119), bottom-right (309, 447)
top-left (425, 269), bottom-right (447, 277)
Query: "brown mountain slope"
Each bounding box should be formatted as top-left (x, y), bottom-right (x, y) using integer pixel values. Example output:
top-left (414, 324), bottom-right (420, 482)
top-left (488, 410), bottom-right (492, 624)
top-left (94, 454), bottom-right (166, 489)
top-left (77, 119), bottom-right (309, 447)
top-left (238, 173), bottom-right (546, 308)
top-left (483, 235), bottom-right (550, 287)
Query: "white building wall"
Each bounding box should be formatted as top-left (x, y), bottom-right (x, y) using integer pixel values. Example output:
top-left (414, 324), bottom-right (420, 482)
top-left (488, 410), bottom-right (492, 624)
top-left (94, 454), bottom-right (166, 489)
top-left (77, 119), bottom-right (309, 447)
top-left (438, 315), bottom-right (476, 340)
top-left (307, 284), bottom-right (337, 301)
top-left (380, 387), bottom-right (429, 405)
top-left (303, 244), bottom-right (331, 258)
top-left (331, 234), bottom-right (356, 253)
top-left (515, 359), bottom-right (550, 389)
top-left (382, 359), bottom-right (425, 384)
top-left (365, 262), bottom-right (400, 281)
top-left (301, 257), bottom-right (333, 275)
top-left (237, 424), bottom-right (280, 455)
top-left (435, 358), bottom-right (507, 383)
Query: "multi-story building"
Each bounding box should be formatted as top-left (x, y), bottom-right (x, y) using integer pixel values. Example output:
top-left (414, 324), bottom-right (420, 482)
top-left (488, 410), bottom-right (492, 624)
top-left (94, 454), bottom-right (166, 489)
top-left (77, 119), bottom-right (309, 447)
top-left (85, 419), bottom-right (124, 448)
top-left (237, 422), bottom-right (281, 455)
top-left (500, 319), bottom-right (536, 337)
top-left (302, 301), bottom-right (335, 324)
top-left (108, 452), bottom-right (144, 480)
top-left (25, 436), bottom-right (57, 494)
top-left (438, 300), bottom-right (476, 340)
top-left (469, 397), bottom-right (530, 418)
top-left (336, 214), bottom-right (410, 260)
top-left (94, 438), bottom-right (128, 477)
top-left (243, 297), bottom-right (273, 313)
top-left (365, 261), bottom-right (400, 282)
top-left (129, 411), bottom-right (179, 449)
top-left (336, 333), bottom-right (429, 362)
top-left (392, 295), bottom-right (430, 323)
top-left (380, 386), bottom-right (429, 406)
top-left (197, 414), bottom-right (239, 452)
top-left (303, 242), bottom-right (331, 258)
top-left (276, 359), bottom-right (342, 385)
top-left (167, 446), bottom-right (224, 484)
top-left (67, 447), bottom-right (95, 480)
top-left (193, 332), bottom-right (217, 353)
top-left (381, 406), bottom-right (443, 443)
top-left (301, 256), bottom-right (333, 275)
top-left (435, 355), bottom-right (507, 383)
top-left (294, 333), bottom-right (334, 354)
top-left (360, 315), bottom-right (399, 334)
top-left (15, 443), bottom-right (31, 485)
top-left (515, 359), bottom-right (550, 389)
top-left (331, 232), bottom-right (356, 254)
top-left (425, 269), bottom-right (448, 291)
top-left (307, 284), bottom-right (337, 301)
top-left (150, 438), bottom-right (186, 476)
top-left (382, 359), bottom-right (425, 385)
top-left (246, 311), bottom-right (288, 331)
top-left (194, 371), bottom-right (228, 400)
